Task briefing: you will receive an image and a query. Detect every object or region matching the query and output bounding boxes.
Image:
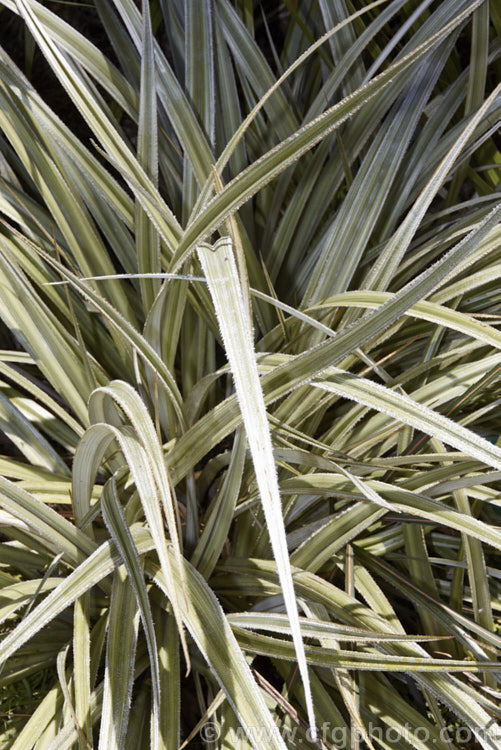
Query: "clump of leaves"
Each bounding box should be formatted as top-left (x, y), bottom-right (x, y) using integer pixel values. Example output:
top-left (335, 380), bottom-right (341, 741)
top-left (0, 0), bottom-right (500, 748)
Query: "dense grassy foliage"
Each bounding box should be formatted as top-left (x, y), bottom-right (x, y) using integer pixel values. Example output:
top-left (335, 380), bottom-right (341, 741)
top-left (0, 0), bottom-right (500, 747)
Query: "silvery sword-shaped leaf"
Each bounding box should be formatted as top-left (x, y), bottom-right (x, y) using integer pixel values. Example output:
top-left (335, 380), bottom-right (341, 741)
top-left (197, 236), bottom-right (316, 739)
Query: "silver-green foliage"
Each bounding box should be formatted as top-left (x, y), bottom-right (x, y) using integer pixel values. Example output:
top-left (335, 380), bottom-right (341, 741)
top-left (0, 0), bottom-right (500, 748)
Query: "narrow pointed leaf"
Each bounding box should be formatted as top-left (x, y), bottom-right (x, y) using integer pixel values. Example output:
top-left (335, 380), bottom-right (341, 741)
top-left (197, 237), bottom-right (317, 738)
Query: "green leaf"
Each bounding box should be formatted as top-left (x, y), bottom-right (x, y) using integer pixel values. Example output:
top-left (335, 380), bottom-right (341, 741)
top-left (101, 476), bottom-right (161, 750)
top-left (136, 0), bottom-right (160, 312)
top-left (97, 566), bottom-right (139, 750)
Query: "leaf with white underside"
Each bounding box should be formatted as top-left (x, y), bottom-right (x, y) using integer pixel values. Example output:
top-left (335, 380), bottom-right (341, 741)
top-left (197, 236), bottom-right (316, 739)
top-left (72, 415), bottom-right (189, 668)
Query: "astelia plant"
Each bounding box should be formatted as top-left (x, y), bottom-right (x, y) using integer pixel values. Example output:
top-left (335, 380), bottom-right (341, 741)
top-left (0, 0), bottom-right (500, 748)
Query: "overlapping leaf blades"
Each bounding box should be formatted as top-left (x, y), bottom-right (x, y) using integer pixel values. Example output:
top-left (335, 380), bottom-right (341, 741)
top-left (0, 1), bottom-right (499, 748)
